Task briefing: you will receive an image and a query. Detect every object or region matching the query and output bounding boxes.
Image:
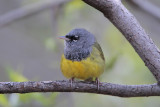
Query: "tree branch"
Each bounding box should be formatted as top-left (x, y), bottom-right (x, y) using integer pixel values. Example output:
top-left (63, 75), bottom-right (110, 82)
top-left (0, 81), bottom-right (160, 97)
top-left (82, 0), bottom-right (160, 83)
top-left (0, 0), bottom-right (69, 28)
top-left (126, 0), bottom-right (160, 21)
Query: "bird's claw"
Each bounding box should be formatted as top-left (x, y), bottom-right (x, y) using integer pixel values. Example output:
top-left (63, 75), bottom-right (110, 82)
top-left (95, 77), bottom-right (100, 91)
top-left (69, 77), bottom-right (74, 89)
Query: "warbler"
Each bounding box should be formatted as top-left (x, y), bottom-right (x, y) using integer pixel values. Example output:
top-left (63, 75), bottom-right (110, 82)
top-left (59, 28), bottom-right (105, 89)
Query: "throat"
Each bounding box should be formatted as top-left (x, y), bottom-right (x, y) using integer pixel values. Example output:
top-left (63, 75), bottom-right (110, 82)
top-left (64, 50), bottom-right (91, 61)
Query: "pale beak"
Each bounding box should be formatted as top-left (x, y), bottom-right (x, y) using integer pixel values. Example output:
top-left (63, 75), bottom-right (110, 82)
top-left (58, 36), bottom-right (70, 41)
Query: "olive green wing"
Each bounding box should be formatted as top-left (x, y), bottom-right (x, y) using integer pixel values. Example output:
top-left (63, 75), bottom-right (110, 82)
top-left (93, 42), bottom-right (105, 61)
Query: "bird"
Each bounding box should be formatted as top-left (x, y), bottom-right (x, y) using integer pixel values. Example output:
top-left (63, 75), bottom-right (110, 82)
top-left (59, 28), bottom-right (105, 90)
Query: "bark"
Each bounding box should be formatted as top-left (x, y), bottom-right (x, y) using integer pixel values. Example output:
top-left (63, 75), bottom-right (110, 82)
top-left (0, 81), bottom-right (160, 97)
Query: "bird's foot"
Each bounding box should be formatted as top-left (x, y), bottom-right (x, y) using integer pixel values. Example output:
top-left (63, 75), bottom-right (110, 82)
top-left (69, 77), bottom-right (74, 89)
top-left (95, 77), bottom-right (100, 91)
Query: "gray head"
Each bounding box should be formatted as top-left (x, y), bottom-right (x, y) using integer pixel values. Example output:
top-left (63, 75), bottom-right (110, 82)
top-left (60, 28), bottom-right (95, 61)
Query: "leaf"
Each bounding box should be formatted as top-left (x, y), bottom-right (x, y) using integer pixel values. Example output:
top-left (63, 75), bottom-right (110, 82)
top-left (105, 53), bottom-right (120, 70)
top-left (19, 93), bottom-right (58, 106)
top-left (44, 38), bottom-right (56, 51)
top-left (64, 0), bottom-right (84, 14)
top-left (0, 95), bottom-right (10, 107)
top-left (5, 66), bottom-right (28, 82)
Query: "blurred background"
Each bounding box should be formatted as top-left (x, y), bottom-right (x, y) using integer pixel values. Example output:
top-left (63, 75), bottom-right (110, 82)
top-left (0, 0), bottom-right (160, 107)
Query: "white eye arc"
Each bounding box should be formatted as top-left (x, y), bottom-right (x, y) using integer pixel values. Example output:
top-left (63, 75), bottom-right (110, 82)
top-left (73, 39), bottom-right (78, 42)
top-left (75, 35), bottom-right (79, 38)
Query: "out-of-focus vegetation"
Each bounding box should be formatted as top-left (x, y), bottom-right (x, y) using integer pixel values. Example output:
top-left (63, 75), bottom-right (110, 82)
top-left (0, 0), bottom-right (160, 107)
top-left (0, 67), bottom-right (58, 107)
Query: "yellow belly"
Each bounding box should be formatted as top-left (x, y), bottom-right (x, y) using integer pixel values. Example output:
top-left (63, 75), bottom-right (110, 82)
top-left (60, 45), bottom-right (105, 80)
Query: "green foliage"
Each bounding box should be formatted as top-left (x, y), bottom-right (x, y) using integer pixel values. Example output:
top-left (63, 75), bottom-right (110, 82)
top-left (0, 95), bottom-right (10, 107)
top-left (64, 0), bottom-right (85, 14)
top-left (18, 93), bottom-right (58, 107)
top-left (105, 53), bottom-right (120, 71)
top-left (44, 37), bottom-right (56, 51)
top-left (4, 66), bottom-right (58, 107)
top-left (5, 67), bottom-right (28, 82)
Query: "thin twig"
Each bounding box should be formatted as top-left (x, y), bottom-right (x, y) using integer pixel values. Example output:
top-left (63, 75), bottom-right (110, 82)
top-left (126, 0), bottom-right (160, 21)
top-left (0, 0), bottom-right (70, 28)
top-left (0, 81), bottom-right (160, 97)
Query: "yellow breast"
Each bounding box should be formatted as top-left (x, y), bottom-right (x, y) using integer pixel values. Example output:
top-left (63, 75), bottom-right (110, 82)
top-left (60, 43), bottom-right (105, 80)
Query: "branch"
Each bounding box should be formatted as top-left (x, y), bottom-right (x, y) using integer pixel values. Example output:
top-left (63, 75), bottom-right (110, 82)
top-left (0, 0), bottom-right (69, 28)
top-left (127, 0), bottom-right (160, 21)
top-left (82, 0), bottom-right (160, 82)
top-left (0, 81), bottom-right (160, 97)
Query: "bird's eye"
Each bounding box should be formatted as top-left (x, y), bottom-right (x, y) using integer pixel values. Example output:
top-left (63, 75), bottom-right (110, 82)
top-left (73, 35), bottom-right (79, 40)
top-left (72, 36), bottom-right (79, 42)
top-left (65, 35), bottom-right (79, 42)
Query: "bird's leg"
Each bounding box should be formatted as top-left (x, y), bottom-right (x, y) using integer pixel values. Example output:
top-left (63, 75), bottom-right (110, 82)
top-left (69, 77), bottom-right (74, 89)
top-left (95, 77), bottom-right (100, 91)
